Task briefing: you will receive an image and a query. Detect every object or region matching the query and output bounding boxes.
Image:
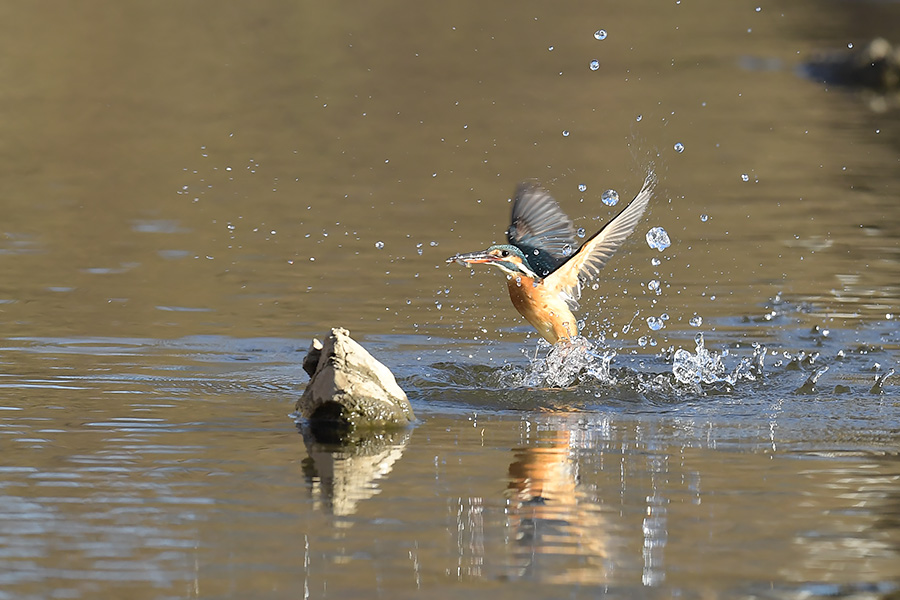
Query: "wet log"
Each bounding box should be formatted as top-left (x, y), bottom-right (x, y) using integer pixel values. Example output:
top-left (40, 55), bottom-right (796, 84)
top-left (296, 328), bottom-right (414, 434)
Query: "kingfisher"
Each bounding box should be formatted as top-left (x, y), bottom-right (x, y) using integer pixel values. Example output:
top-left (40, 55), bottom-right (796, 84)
top-left (446, 173), bottom-right (656, 344)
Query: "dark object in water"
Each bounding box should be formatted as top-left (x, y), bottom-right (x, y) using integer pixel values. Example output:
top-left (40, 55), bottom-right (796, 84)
top-left (803, 38), bottom-right (900, 91)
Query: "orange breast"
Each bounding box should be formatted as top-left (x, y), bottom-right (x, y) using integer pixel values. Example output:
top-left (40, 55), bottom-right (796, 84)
top-left (505, 276), bottom-right (578, 344)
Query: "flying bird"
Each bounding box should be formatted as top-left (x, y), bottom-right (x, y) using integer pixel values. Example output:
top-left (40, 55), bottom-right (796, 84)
top-left (446, 173), bottom-right (655, 344)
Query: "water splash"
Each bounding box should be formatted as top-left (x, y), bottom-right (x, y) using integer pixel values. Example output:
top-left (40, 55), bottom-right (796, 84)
top-left (646, 227), bottom-right (671, 252)
top-left (671, 333), bottom-right (768, 390)
top-left (512, 336), bottom-right (617, 389)
top-left (672, 334), bottom-right (726, 386)
top-left (794, 366), bottom-right (829, 395)
top-left (870, 368), bottom-right (894, 394)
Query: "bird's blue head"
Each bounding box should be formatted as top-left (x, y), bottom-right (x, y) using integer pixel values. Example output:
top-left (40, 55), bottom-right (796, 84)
top-left (446, 244), bottom-right (542, 281)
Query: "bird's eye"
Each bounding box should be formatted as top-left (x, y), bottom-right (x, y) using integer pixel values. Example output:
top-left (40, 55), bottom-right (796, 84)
top-left (501, 250), bottom-right (510, 257)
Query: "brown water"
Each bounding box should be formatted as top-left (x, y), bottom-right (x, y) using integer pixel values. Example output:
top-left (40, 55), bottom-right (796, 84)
top-left (1, 1), bottom-right (899, 598)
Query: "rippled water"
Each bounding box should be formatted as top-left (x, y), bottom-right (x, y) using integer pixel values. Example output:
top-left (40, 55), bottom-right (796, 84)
top-left (1, 321), bottom-right (898, 599)
top-left (2, 0), bottom-right (900, 598)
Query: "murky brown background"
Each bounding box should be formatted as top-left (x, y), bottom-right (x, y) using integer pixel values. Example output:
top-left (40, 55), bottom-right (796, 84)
top-left (1, 0), bottom-right (898, 598)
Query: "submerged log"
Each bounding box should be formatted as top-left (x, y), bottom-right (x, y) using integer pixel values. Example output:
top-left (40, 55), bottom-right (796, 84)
top-left (296, 328), bottom-right (414, 434)
top-left (804, 38), bottom-right (900, 91)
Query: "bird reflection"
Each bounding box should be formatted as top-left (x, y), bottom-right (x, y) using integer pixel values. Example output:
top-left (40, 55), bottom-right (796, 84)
top-left (504, 429), bottom-right (614, 583)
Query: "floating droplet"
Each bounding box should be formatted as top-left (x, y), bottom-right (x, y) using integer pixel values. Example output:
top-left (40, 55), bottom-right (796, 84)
top-left (562, 130), bottom-right (570, 137)
top-left (647, 316), bottom-right (664, 331)
top-left (741, 173), bottom-right (750, 182)
top-left (576, 227), bottom-right (586, 238)
top-left (374, 241), bottom-right (385, 249)
top-left (689, 315), bottom-right (703, 326)
top-left (589, 60), bottom-right (600, 71)
top-left (594, 29), bottom-right (608, 40)
top-left (674, 142), bottom-right (685, 153)
top-left (562, 244), bottom-right (573, 256)
top-left (578, 183), bottom-right (587, 192)
top-left (601, 189), bottom-right (619, 206)
top-left (651, 257), bottom-right (661, 266)
top-left (648, 279), bottom-right (660, 292)
top-left (700, 214), bottom-right (709, 222)
top-left (638, 336), bottom-right (648, 347)
top-left (646, 226), bottom-right (671, 251)
top-left (636, 114), bottom-right (643, 122)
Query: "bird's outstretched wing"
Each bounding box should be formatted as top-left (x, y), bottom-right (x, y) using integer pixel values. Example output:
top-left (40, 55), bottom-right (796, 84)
top-left (547, 171), bottom-right (657, 304)
top-left (506, 182), bottom-right (576, 278)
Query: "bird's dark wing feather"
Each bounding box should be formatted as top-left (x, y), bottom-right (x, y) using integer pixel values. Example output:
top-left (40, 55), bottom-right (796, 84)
top-left (506, 182), bottom-right (576, 278)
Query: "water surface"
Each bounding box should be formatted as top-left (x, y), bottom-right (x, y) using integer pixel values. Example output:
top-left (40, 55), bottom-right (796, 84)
top-left (0, 0), bottom-right (899, 598)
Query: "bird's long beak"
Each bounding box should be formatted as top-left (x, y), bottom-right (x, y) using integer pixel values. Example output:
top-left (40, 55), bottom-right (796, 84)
top-left (445, 250), bottom-right (497, 266)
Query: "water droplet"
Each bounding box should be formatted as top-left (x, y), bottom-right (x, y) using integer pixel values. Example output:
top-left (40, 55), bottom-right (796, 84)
top-left (375, 241), bottom-right (385, 249)
top-left (594, 29), bottom-right (608, 40)
top-left (689, 315), bottom-right (703, 327)
top-left (591, 283), bottom-right (599, 290)
top-left (741, 173), bottom-right (750, 182)
top-left (674, 142), bottom-right (685, 153)
top-left (576, 227), bottom-right (586, 238)
top-left (638, 336), bottom-right (648, 347)
top-left (651, 257), bottom-right (661, 266)
top-left (648, 279), bottom-right (660, 292)
top-left (562, 130), bottom-right (570, 137)
top-left (646, 226), bottom-right (671, 251)
top-left (661, 313), bottom-right (669, 321)
top-left (578, 183), bottom-right (587, 192)
top-left (589, 60), bottom-right (600, 71)
top-left (548, 45), bottom-right (554, 51)
top-left (700, 214), bottom-right (709, 222)
top-left (562, 244), bottom-right (573, 256)
top-left (601, 189), bottom-right (619, 206)
top-left (647, 316), bottom-right (664, 331)
top-left (435, 301), bottom-right (442, 310)
top-left (636, 114), bottom-right (643, 122)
